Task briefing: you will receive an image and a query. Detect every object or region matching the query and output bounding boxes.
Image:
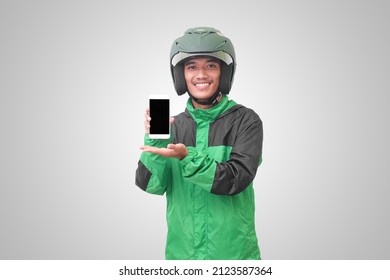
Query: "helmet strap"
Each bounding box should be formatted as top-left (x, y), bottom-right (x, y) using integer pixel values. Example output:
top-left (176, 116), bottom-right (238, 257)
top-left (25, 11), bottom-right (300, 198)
top-left (188, 91), bottom-right (222, 107)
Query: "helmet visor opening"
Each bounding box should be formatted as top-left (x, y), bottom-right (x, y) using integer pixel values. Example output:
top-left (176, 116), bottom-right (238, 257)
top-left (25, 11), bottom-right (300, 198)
top-left (171, 51), bottom-right (233, 67)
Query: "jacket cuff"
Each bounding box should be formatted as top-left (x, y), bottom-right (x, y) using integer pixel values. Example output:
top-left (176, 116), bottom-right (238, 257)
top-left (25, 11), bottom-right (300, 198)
top-left (179, 146), bottom-right (196, 165)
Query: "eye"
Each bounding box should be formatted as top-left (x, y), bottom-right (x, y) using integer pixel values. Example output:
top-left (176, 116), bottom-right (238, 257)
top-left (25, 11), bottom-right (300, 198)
top-left (186, 64), bottom-right (196, 70)
top-left (207, 63), bottom-right (218, 69)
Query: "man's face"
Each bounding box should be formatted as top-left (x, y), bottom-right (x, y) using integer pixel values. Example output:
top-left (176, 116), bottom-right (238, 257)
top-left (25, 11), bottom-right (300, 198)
top-left (184, 57), bottom-right (221, 103)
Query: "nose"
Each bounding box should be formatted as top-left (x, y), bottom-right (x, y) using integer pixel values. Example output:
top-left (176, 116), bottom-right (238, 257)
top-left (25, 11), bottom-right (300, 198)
top-left (196, 68), bottom-right (208, 79)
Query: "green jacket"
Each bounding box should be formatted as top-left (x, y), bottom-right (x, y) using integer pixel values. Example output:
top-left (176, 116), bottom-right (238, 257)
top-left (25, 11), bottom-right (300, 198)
top-left (136, 95), bottom-right (263, 260)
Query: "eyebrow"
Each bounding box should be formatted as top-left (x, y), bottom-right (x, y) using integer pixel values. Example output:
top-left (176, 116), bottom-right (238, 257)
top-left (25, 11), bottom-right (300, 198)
top-left (184, 58), bottom-right (220, 66)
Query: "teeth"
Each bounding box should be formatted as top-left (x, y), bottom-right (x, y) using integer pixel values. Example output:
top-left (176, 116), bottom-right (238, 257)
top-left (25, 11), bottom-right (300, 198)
top-left (195, 83), bottom-right (210, 88)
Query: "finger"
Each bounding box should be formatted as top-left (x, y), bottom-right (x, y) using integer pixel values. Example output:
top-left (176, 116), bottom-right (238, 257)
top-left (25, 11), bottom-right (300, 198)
top-left (141, 146), bottom-right (172, 157)
top-left (144, 120), bottom-right (150, 134)
top-left (144, 109), bottom-right (151, 121)
top-left (169, 117), bottom-right (174, 124)
top-left (144, 108), bottom-right (151, 134)
top-left (140, 146), bottom-right (158, 153)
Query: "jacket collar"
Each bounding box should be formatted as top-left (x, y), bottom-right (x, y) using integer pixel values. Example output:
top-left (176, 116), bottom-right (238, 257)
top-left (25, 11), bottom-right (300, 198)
top-left (185, 94), bottom-right (237, 122)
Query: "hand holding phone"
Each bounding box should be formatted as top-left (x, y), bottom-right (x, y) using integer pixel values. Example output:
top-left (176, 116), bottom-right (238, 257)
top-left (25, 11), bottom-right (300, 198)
top-left (148, 95), bottom-right (170, 139)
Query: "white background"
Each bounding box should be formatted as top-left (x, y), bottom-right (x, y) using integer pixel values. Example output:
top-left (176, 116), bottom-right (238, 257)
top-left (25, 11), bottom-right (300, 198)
top-left (1, 0), bottom-right (389, 259)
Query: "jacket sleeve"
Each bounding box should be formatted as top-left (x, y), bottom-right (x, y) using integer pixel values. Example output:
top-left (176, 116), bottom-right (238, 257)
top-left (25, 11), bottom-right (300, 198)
top-left (179, 116), bottom-right (263, 196)
top-left (135, 135), bottom-right (171, 195)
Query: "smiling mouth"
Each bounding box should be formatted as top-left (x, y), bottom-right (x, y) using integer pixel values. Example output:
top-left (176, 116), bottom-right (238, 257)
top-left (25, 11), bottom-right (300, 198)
top-left (194, 82), bottom-right (212, 89)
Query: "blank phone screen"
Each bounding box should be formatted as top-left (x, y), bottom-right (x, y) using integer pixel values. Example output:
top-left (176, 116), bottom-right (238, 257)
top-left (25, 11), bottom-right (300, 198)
top-left (149, 99), bottom-right (169, 134)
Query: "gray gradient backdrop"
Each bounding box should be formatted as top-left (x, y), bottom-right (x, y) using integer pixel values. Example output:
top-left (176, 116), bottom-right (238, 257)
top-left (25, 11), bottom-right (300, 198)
top-left (1, 0), bottom-right (389, 260)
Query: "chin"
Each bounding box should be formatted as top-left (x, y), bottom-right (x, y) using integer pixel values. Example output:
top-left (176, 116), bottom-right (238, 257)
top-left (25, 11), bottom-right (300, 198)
top-left (189, 90), bottom-right (215, 99)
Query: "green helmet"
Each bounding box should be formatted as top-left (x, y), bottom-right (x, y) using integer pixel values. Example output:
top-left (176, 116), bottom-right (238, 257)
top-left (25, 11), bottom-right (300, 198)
top-left (170, 27), bottom-right (236, 98)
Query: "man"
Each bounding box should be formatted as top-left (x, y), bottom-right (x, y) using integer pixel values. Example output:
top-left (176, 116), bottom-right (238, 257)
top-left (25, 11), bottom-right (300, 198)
top-left (135, 27), bottom-right (263, 260)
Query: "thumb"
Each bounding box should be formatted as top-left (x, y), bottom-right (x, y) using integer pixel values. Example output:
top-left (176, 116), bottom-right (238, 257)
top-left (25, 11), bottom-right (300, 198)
top-left (167, 143), bottom-right (176, 149)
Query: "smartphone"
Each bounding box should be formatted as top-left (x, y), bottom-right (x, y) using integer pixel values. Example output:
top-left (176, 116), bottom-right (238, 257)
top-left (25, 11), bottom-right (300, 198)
top-left (149, 95), bottom-right (170, 139)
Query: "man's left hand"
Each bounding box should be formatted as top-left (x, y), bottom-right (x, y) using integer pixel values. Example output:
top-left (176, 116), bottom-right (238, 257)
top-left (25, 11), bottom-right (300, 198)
top-left (140, 143), bottom-right (188, 160)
